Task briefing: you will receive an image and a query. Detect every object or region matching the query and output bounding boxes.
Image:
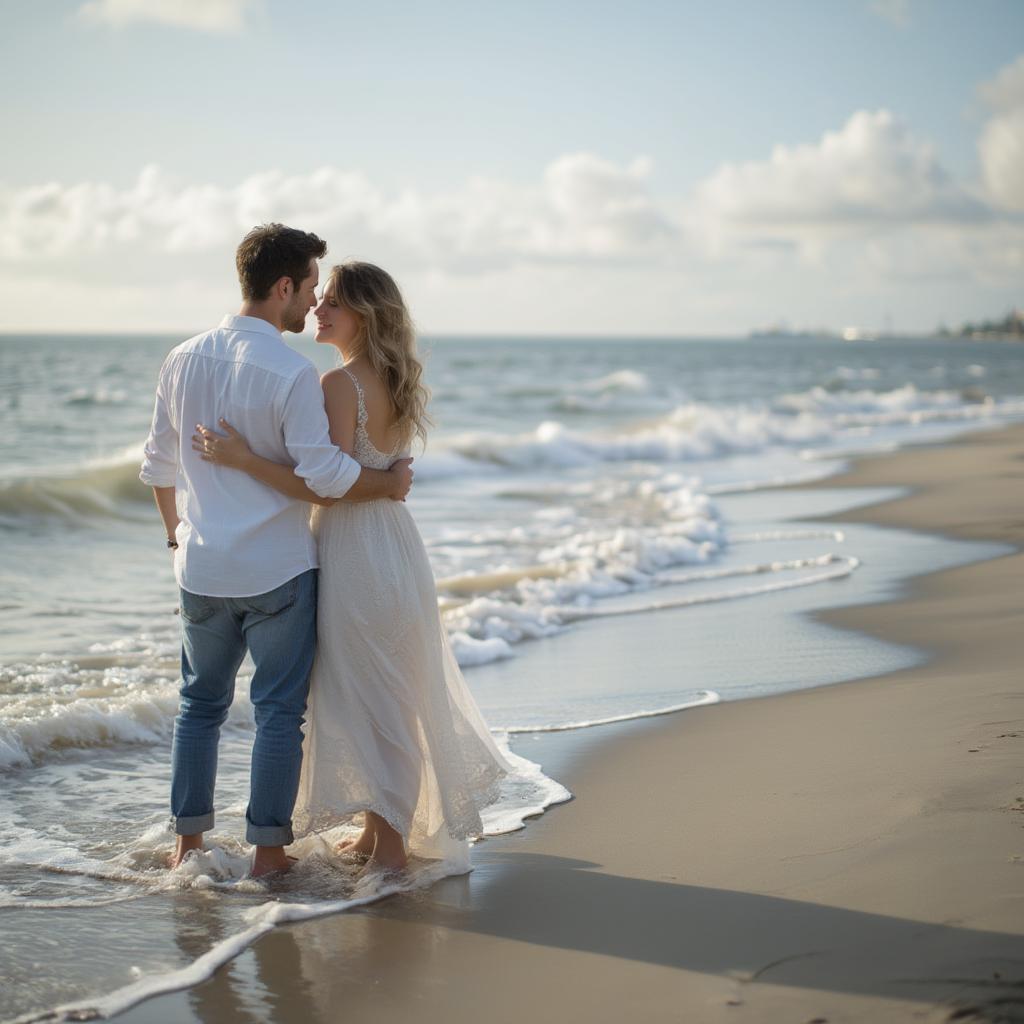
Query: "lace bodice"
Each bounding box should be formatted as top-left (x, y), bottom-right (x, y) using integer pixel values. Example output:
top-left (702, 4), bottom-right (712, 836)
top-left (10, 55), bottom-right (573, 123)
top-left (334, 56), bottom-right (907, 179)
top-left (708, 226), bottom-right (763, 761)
top-left (339, 366), bottom-right (407, 470)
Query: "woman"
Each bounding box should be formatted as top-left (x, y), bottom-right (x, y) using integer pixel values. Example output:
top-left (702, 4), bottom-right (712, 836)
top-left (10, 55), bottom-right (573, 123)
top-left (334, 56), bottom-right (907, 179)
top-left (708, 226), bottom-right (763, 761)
top-left (193, 261), bottom-right (510, 873)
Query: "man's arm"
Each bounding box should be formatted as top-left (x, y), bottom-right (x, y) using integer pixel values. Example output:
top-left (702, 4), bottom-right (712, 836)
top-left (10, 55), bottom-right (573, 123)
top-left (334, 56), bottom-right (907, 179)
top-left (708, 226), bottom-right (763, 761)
top-left (152, 485), bottom-right (180, 543)
top-left (140, 366), bottom-right (181, 541)
top-left (279, 366), bottom-right (411, 502)
top-left (192, 425), bottom-right (411, 505)
top-left (337, 463), bottom-right (412, 502)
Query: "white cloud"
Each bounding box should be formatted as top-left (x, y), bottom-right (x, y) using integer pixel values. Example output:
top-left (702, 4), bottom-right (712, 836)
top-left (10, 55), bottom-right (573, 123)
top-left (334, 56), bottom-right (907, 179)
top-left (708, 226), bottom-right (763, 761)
top-left (978, 53), bottom-right (1024, 112)
top-left (693, 109), bottom-right (986, 231)
top-left (868, 0), bottom-right (912, 28)
top-left (0, 155), bottom-right (678, 271)
top-left (979, 109), bottom-right (1024, 211)
top-left (540, 154), bottom-right (674, 255)
top-left (78, 0), bottom-right (256, 33)
top-left (2, 105), bottom-right (1020, 334)
top-left (978, 54), bottom-right (1024, 211)
top-left (682, 104), bottom-right (1022, 302)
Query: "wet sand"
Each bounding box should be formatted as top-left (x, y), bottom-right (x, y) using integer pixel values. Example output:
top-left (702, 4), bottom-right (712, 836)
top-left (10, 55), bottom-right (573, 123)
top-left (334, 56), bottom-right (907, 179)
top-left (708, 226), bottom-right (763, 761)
top-left (118, 423), bottom-right (1024, 1024)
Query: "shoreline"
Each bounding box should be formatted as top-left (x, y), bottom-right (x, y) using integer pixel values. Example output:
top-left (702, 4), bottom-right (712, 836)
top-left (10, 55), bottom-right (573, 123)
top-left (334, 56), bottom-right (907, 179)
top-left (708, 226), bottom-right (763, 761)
top-left (111, 423), bottom-right (1024, 1022)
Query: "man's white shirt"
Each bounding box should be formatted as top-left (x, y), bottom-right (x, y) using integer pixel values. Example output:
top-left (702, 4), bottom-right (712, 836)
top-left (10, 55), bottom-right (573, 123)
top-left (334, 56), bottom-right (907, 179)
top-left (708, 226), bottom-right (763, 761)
top-left (140, 314), bottom-right (362, 597)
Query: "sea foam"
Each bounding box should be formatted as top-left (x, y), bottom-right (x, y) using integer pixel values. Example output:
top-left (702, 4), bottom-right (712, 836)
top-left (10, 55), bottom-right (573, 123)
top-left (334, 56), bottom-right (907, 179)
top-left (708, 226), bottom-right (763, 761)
top-left (4, 730), bottom-right (577, 1024)
top-left (3, 386), bottom-right (1022, 522)
top-left (417, 387), bottom-right (1024, 479)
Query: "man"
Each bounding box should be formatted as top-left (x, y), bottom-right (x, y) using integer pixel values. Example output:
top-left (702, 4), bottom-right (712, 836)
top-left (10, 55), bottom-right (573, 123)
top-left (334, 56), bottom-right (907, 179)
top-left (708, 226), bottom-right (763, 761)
top-left (140, 223), bottom-right (413, 877)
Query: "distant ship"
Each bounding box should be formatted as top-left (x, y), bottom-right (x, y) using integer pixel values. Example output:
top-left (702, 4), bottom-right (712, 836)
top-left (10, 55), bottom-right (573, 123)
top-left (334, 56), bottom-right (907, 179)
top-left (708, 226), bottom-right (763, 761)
top-left (748, 325), bottom-right (837, 340)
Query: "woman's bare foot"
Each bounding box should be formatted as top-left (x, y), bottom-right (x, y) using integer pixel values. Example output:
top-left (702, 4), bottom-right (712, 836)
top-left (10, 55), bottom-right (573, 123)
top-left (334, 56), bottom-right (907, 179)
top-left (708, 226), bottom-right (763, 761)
top-left (366, 822), bottom-right (407, 873)
top-left (168, 833), bottom-right (203, 869)
top-left (335, 825), bottom-right (376, 858)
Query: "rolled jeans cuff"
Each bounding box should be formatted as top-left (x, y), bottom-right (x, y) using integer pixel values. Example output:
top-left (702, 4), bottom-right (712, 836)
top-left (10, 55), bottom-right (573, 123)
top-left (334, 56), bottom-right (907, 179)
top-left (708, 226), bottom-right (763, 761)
top-left (246, 821), bottom-right (295, 847)
top-left (175, 811), bottom-right (214, 836)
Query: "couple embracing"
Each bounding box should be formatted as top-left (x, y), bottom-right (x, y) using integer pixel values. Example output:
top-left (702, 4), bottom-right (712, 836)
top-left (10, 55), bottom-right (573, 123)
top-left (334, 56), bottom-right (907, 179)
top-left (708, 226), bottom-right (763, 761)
top-left (140, 224), bottom-right (509, 878)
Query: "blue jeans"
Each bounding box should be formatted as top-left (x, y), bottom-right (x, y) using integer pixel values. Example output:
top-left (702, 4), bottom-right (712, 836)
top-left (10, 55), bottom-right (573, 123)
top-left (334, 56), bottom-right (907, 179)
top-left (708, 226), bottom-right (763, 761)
top-left (171, 569), bottom-right (318, 847)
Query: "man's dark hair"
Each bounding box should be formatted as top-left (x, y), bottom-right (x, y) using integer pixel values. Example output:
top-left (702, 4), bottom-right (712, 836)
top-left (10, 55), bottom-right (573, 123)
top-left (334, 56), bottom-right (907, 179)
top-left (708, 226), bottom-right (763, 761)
top-left (235, 224), bottom-right (328, 301)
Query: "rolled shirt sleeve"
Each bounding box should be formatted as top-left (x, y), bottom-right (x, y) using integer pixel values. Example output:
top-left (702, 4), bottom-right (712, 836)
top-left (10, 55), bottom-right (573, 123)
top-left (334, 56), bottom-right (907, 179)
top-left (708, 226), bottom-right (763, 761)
top-left (280, 365), bottom-right (362, 499)
top-left (139, 374), bottom-right (179, 487)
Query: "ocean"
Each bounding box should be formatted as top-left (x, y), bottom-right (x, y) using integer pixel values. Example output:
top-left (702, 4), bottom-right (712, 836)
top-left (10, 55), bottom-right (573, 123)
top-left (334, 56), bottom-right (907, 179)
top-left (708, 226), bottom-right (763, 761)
top-left (2, 331), bottom-right (1023, 1020)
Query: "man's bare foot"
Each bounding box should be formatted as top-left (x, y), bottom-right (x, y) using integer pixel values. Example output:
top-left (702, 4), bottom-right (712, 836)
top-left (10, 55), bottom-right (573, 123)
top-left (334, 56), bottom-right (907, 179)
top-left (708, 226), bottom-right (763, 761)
top-left (250, 845), bottom-right (294, 878)
top-left (169, 834), bottom-right (203, 869)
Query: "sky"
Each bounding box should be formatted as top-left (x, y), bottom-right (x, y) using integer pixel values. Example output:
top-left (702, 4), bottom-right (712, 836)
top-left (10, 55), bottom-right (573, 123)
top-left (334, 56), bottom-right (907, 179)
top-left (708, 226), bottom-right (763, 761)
top-left (1, 0), bottom-right (1022, 336)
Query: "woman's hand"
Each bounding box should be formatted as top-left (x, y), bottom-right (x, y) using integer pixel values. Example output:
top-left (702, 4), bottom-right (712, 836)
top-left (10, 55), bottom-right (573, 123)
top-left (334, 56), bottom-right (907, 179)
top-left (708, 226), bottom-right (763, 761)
top-left (191, 419), bottom-right (254, 470)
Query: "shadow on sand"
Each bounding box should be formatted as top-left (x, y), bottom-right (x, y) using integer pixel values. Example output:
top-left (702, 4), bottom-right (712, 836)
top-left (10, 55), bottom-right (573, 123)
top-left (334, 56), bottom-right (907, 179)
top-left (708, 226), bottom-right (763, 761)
top-left (118, 849), bottom-right (1024, 1024)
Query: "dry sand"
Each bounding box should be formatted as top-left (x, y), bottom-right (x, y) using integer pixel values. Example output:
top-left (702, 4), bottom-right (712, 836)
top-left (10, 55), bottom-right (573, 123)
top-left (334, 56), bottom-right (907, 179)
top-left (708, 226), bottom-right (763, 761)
top-left (120, 423), bottom-right (1024, 1024)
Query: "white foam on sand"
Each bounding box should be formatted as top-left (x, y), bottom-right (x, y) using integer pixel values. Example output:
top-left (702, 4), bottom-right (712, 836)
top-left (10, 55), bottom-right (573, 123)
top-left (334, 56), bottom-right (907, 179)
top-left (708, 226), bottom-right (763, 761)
top-left (498, 689), bottom-right (721, 736)
top-left (480, 734), bottom-right (574, 834)
top-left (13, 874), bottom-right (430, 1024)
top-left (7, 676), bottom-right (727, 1022)
top-left (9, 690), bottom-right (733, 1023)
top-left (556, 555), bottom-right (860, 622)
top-left (10, 732), bottom-right (581, 1023)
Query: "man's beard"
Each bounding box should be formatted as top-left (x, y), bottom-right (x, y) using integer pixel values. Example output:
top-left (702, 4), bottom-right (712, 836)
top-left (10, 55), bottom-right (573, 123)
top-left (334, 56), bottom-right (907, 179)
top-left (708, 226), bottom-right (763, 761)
top-left (284, 300), bottom-right (307, 334)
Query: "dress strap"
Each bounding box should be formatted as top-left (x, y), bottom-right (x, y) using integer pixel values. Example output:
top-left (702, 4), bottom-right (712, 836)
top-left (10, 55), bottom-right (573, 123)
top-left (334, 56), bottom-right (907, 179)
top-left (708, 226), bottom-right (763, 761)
top-left (339, 366), bottom-right (368, 426)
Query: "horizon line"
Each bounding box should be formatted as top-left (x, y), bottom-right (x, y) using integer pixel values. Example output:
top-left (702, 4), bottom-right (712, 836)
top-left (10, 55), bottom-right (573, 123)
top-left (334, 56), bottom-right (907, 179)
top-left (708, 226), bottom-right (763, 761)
top-left (0, 328), bottom-right (957, 342)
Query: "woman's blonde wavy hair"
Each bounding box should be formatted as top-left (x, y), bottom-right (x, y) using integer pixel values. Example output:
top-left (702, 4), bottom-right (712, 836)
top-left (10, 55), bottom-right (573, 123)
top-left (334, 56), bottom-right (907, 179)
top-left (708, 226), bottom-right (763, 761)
top-left (329, 261), bottom-right (431, 449)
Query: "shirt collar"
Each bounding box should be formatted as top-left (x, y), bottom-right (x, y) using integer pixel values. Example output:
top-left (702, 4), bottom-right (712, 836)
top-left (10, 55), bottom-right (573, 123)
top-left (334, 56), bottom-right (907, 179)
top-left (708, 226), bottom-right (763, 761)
top-left (219, 314), bottom-right (284, 341)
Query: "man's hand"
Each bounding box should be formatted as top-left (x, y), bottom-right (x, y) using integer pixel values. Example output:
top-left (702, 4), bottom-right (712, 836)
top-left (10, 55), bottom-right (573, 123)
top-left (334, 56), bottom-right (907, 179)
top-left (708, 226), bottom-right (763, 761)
top-left (389, 457), bottom-right (414, 501)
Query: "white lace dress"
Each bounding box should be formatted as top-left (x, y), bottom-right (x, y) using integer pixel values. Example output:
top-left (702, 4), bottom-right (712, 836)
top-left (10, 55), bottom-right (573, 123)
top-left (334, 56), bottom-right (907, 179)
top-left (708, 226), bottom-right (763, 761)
top-left (293, 368), bottom-right (510, 864)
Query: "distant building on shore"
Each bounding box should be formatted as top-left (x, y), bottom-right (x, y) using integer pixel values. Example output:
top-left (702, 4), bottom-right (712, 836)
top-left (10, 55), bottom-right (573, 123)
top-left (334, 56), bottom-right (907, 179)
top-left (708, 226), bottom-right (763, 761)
top-left (938, 309), bottom-right (1023, 341)
top-left (749, 308), bottom-right (1023, 342)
